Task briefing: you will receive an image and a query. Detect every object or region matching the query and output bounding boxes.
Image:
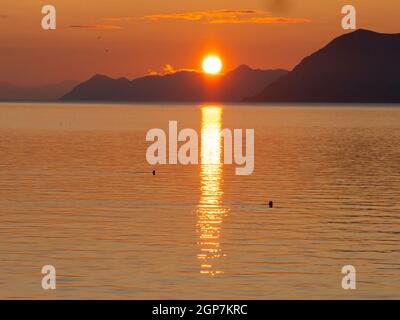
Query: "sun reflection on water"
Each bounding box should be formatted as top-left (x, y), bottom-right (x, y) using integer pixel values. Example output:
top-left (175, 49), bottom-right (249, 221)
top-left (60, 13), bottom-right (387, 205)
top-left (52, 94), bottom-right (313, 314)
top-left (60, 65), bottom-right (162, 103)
top-left (197, 106), bottom-right (229, 276)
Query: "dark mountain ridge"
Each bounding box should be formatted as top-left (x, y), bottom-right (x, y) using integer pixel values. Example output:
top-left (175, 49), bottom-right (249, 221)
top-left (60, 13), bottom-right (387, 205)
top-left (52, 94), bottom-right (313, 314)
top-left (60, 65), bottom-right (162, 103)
top-left (61, 66), bottom-right (288, 102)
top-left (248, 29), bottom-right (400, 103)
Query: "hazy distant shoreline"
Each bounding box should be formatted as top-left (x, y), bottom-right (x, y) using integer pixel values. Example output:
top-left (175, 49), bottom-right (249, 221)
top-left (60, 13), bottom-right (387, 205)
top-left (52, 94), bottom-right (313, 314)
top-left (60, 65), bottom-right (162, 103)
top-left (1, 101), bottom-right (400, 107)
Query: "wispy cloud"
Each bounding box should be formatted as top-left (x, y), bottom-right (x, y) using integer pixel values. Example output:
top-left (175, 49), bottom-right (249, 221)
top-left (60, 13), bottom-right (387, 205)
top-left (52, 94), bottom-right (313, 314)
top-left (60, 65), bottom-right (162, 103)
top-left (69, 24), bottom-right (122, 30)
top-left (103, 17), bottom-right (136, 22)
top-left (209, 17), bottom-right (310, 24)
top-left (143, 9), bottom-right (310, 24)
top-left (146, 64), bottom-right (198, 76)
top-left (0, 14), bottom-right (8, 19)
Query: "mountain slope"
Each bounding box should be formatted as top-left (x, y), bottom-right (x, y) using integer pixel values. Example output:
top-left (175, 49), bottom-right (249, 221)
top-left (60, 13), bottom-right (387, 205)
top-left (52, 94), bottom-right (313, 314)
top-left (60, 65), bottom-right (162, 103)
top-left (61, 66), bottom-right (288, 102)
top-left (248, 29), bottom-right (400, 103)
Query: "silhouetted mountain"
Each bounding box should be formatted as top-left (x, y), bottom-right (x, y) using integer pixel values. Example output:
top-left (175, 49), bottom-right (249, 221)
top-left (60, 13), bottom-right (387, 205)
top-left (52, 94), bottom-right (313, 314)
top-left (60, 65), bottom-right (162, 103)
top-left (248, 29), bottom-right (400, 103)
top-left (60, 66), bottom-right (288, 102)
top-left (0, 80), bottom-right (79, 101)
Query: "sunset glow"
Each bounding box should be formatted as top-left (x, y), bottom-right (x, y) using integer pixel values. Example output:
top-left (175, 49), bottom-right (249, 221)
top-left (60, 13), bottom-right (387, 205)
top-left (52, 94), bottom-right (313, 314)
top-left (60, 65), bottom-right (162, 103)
top-left (202, 56), bottom-right (223, 75)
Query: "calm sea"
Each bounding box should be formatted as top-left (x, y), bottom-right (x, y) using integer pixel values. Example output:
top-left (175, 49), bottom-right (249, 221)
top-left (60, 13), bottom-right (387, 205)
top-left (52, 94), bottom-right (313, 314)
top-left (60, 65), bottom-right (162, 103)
top-left (0, 103), bottom-right (399, 299)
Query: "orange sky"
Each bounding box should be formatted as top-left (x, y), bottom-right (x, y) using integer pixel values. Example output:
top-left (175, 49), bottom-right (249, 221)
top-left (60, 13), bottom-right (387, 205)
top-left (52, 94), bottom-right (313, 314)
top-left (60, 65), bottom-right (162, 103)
top-left (1, 0), bottom-right (399, 86)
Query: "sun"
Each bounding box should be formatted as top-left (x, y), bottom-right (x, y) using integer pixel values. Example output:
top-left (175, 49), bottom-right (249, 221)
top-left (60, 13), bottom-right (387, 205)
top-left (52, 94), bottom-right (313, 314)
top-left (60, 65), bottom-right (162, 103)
top-left (202, 55), bottom-right (223, 75)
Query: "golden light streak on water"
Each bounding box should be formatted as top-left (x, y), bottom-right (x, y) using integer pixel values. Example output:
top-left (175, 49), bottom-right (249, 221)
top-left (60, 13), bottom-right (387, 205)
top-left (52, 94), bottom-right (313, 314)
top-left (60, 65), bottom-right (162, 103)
top-left (197, 106), bottom-right (229, 276)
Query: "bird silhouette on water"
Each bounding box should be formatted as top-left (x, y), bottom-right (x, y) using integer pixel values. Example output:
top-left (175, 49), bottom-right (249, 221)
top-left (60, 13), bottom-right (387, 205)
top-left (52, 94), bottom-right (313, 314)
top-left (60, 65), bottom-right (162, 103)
top-left (268, 201), bottom-right (273, 208)
top-left (152, 170), bottom-right (156, 176)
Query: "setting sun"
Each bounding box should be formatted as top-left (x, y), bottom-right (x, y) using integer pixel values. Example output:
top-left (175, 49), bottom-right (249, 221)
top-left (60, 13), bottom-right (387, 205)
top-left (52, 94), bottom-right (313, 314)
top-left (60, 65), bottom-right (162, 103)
top-left (202, 55), bottom-right (223, 75)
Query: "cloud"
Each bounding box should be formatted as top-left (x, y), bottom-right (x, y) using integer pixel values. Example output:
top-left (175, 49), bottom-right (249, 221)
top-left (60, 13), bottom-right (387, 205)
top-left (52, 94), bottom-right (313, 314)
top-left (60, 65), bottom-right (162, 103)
top-left (144, 10), bottom-right (258, 21)
top-left (69, 24), bottom-right (122, 30)
top-left (146, 64), bottom-right (198, 76)
top-left (209, 17), bottom-right (310, 24)
top-left (103, 17), bottom-right (136, 22)
top-left (162, 64), bottom-right (175, 74)
top-left (0, 14), bottom-right (8, 19)
top-left (143, 9), bottom-right (310, 24)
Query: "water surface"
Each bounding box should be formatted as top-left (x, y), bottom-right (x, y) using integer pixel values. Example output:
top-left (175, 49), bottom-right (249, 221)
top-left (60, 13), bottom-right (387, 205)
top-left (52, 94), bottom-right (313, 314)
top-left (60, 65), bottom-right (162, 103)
top-left (0, 103), bottom-right (399, 299)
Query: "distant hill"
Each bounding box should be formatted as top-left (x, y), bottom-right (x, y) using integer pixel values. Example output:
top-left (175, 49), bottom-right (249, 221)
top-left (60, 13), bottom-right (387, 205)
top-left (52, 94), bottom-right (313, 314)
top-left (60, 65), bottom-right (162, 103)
top-left (60, 66), bottom-right (288, 102)
top-left (248, 29), bottom-right (400, 103)
top-left (0, 80), bottom-right (79, 101)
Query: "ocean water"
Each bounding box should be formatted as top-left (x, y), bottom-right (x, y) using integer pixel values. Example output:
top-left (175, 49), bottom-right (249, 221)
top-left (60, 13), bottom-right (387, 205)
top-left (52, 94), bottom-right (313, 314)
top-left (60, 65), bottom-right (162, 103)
top-left (0, 103), bottom-right (399, 299)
